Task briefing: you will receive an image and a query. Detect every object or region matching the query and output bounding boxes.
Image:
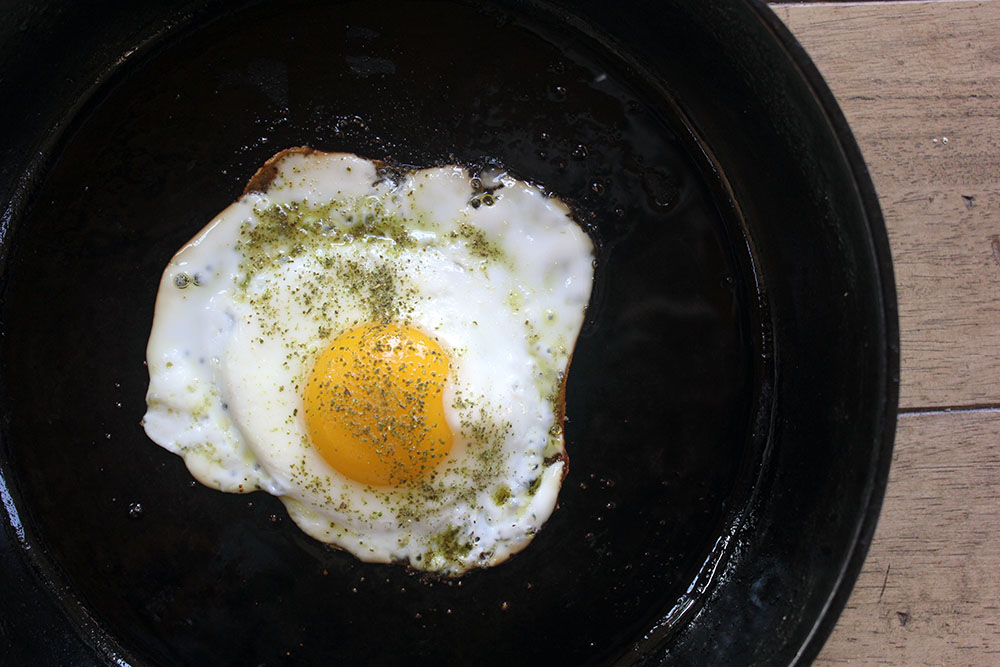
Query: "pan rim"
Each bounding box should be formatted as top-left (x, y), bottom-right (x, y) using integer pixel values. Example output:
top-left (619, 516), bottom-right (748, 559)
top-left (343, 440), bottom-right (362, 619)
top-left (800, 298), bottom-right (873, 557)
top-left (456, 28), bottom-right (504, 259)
top-left (746, 1), bottom-right (899, 662)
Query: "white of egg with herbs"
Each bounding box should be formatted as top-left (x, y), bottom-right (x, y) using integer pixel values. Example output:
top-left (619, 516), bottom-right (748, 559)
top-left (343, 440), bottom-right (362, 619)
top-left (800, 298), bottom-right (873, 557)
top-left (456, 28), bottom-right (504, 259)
top-left (142, 148), bottom-right (594, 575)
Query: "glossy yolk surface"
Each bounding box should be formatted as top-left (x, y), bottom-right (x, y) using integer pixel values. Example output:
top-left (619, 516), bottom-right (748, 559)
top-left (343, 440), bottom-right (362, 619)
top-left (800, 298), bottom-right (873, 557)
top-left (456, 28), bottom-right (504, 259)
top-left (303, 322), bottom-right (453, 486)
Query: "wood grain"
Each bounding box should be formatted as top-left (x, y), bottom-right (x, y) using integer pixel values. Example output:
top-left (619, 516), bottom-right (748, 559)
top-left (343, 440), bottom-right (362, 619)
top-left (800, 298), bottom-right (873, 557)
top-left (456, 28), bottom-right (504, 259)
top-left (814, 411), bottom-right (1000, 665)
top-left (774, 0), bottom-right (1000, 410)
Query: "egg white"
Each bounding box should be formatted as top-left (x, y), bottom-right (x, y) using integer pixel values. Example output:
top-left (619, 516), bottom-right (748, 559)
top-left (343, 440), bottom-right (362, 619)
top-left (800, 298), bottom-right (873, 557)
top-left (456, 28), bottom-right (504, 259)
top-left (143, 149), bottom-right (594, 574)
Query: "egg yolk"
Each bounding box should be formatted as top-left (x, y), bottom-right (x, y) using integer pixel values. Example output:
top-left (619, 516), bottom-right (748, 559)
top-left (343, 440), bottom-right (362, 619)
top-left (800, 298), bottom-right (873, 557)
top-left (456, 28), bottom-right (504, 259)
top-left (303, 322), bottom-right (453, 486)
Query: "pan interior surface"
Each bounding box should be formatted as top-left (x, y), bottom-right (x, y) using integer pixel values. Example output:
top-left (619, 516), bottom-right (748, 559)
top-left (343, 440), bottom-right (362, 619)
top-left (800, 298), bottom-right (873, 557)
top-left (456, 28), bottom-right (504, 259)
top-left (0, 1), bottom-right (895, 665)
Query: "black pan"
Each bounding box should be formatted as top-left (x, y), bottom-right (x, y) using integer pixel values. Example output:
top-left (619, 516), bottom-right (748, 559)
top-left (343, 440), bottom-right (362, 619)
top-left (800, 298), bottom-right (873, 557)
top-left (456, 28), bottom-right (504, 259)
top-left (0, 1), bottom-right (898, 664)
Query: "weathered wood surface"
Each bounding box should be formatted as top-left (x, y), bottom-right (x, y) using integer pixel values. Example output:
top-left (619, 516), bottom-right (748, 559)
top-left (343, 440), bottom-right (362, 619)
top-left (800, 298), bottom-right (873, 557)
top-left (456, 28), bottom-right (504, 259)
top-left (817, 411), bottom-right (1000, 664)
top-left (770, 1), bottom-right (1000, 664)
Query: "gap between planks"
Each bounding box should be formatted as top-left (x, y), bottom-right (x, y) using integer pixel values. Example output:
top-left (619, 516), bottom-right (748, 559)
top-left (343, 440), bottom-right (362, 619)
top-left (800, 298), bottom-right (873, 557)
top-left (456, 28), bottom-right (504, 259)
top-left (900, 405), bottom-right (1000, 416)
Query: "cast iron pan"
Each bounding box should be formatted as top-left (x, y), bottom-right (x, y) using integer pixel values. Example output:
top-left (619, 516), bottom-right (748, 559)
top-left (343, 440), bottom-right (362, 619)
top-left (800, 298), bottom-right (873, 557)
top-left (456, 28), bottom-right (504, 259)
top-left (0, 0), bottom-right (898, 664)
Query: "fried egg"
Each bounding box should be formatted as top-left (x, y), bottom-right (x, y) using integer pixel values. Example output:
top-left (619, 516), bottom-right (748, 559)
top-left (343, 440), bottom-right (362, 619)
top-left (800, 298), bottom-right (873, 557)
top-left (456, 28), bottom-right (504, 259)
top-left (143, 148), bottom-right (594, 575)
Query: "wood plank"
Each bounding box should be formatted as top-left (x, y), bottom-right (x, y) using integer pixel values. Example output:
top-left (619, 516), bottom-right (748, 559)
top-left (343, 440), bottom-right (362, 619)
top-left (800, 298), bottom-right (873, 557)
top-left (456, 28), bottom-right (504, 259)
top-left (816, 410), bottom-right (1000, 664)
top-left (773, 0), bottom-right (1000, 410)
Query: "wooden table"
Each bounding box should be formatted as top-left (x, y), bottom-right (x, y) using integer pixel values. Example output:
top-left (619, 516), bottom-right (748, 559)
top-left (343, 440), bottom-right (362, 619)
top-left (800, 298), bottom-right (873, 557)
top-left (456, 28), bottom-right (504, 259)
top-left (770, 1), bottom-right (1000, 663)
